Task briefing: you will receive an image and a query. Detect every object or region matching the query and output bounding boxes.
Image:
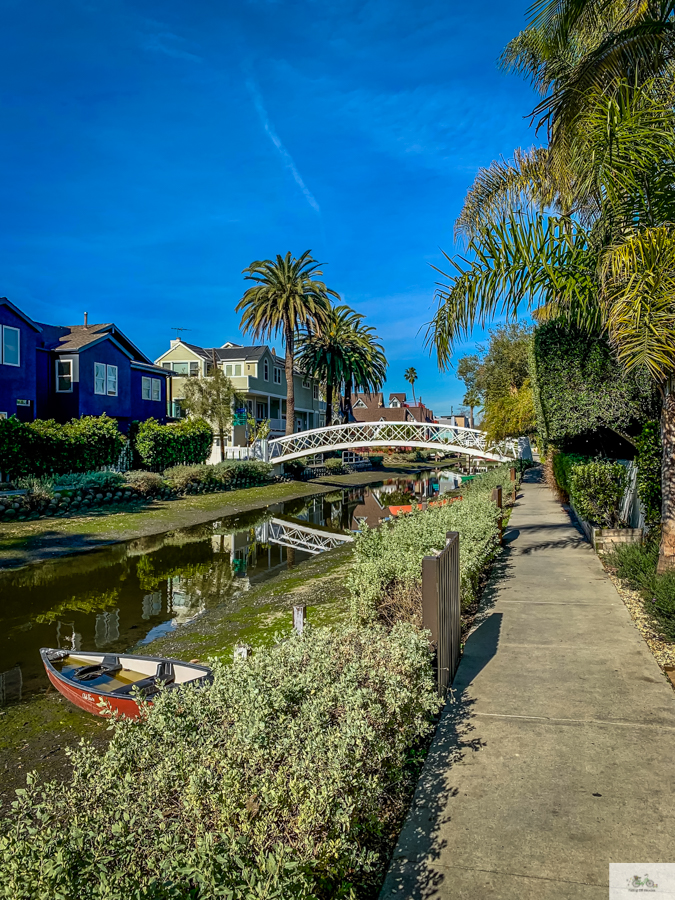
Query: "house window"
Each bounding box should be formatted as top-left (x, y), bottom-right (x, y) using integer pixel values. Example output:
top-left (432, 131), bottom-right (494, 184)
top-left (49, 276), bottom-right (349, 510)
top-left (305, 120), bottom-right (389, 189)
top-left (274, 367), bottom-right (282, 384)
top-left (56, 359), bottom-right (73, 392)
top-left (313, 384), bottom-right (319, 400)
top-left (106, 365), bottom-right (118, 396)
top-left (263, 359), bottom-right (269, 381)
top-left (142, 376), bottom-right (152, 400)
top-left (189, 361), bottom-right (199, 377)
top-left (256, 401), bottom-right (267, 419)
top-left (94, 363), bottom-right (106, 395)
top-left (0, 412), bottom-right (7, 419)
top-left (234, 363), bottom-right (242, 376)
top-left (162, 362), bottom-right (172, 370)
top-left (225, 364), bottom-right (233, 376)
top-left (152, 378), bottom-right (161, 401)
top-left (172, 362), bottom-right (189, 375)
top-left (302, 376), bottom-right (310, 388)
top-left (2, 326), bottom-right (20, 367)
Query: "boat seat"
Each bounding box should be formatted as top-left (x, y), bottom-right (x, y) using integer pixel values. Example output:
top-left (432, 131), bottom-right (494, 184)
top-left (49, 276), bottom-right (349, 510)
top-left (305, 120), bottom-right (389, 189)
top-left (72, 655), bottom-right (123, 682)
top-left (111, 662), bottom-right (175, 697)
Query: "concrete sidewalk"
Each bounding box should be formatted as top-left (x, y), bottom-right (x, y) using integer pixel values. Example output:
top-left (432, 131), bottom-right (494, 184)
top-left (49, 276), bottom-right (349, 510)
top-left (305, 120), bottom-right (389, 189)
top-left (380, 467), bottom-right (675, 899)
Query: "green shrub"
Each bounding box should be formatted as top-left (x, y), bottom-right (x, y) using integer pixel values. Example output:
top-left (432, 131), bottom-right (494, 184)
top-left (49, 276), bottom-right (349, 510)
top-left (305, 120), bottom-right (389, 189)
top-left (15, 475), bottom-right (55, 504)
top-left (283, 459), bottom-right (307, 479)
top-left (123, 470), bottom-right (167, 496)
top-left (163, 464), bottom-right (211, 492)
top-left (324, 457), bottom-right (344, 474)
top-left (0, 624), bottom-right (441, 899)
top-left (636, 421), bottom-right (662, 530)
top-left (135, 418), bottom-right (213, 471)
top-left (349, 466), bottom-right (507, 621)
top-left (54, 471), bottom-right (125, 492)
top-left (609, 543), bottom-right (675, 639)
top-left (553, 454), bottom-right (628, 526)
top-left (0, 415), bottom-right (124, 478)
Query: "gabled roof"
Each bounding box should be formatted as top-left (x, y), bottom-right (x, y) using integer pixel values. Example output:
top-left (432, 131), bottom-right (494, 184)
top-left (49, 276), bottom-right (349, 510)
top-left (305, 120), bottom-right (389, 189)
top-left (156, 340), bottom-right (287, 370)
top-left (38, 322), bottom-right (153, 364)
top-left (0, 297), bottom-right (42, 333)
top-left (389, 392), bottom-right (406, 403)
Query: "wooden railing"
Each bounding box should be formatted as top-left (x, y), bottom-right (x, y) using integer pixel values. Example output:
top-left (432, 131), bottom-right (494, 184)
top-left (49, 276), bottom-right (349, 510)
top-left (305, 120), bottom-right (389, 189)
top-left (422, 530), bottom-right (461, 696)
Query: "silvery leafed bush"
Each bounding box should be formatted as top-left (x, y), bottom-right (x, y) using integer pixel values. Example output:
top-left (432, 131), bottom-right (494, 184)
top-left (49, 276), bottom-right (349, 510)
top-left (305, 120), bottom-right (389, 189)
top-left (0, 624), bottom-right (440, 899)
top-left (348, 466), bottom-right (509, 620)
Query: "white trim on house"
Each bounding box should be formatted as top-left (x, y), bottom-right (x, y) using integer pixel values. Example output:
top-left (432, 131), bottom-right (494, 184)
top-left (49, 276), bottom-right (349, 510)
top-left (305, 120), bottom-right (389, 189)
top-left (56, 358), bottom-right (74, 393)
top-left (1, 325), bottom-right (20, 367)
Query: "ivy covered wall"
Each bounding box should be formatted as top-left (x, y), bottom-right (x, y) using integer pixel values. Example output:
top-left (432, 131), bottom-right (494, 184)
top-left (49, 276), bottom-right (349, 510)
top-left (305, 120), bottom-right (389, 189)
top-left (530, 323), bottom-right (658, 456)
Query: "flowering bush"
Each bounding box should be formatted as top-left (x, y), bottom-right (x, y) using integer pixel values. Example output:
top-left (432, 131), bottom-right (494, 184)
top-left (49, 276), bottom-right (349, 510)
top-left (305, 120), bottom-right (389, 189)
top-left (0, 624), bottom-right (440, 899)
top-left (349, 466), bottom-right (509, 621)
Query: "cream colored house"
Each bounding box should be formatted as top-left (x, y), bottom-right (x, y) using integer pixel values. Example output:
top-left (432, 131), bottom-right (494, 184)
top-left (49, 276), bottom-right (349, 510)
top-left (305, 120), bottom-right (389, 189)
top-left (155, 339), bottom-right (325, 450)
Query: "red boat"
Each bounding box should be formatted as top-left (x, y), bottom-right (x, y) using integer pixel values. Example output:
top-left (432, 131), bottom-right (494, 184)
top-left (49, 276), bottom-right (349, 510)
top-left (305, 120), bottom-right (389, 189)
top-left (40, 648), bottom-right (212, 719)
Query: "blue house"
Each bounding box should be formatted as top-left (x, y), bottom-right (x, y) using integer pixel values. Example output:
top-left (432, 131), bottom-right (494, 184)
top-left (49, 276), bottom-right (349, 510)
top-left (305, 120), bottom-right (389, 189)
top-left (0, 298), bottom-right (43, 422)
top-left (0, 299), bottom-right (169, 430)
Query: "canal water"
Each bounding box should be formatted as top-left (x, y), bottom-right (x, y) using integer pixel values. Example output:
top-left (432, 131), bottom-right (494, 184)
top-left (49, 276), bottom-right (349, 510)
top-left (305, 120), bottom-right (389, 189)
top-left (0, 469), bottom-right (459, 706)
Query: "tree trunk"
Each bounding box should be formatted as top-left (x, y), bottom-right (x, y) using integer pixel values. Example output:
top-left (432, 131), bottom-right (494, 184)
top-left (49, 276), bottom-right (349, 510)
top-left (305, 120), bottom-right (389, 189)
top-left (411, 383), bottom-right (416, 404)
top-left (219, 425), bottom-right (225, 462)
top-left (469, 406), bottom-right (474, 429)
top-left (343, 379), bottom-right (353, 424)
top-left (325, 380), bottom-right (333, 428)
top-left (658, 390), bottom-right (675, 572)
top-left (285, 323), bottom-right (295, 436)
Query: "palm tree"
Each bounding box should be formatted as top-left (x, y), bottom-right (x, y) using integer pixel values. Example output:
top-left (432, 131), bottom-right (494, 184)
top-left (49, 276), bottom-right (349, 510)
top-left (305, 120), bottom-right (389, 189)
top-left (341, 319), bottom-right (387, 423)
top-left (428, 10), bottom-right (675, 570)
top-left (296, 305), bottom-right (356, 427)
top-left (404, 367), bottom-right (418, 404)
top-left (236, 251), bottom-right (339, 436)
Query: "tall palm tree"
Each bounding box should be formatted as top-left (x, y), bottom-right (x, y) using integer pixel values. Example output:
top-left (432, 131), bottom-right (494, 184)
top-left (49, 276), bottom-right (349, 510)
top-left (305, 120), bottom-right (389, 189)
top-left (404, 367), bottom-right (418, 404)
top-left (341, 319), bottom-right (387, 423)
top-left (236, 251), bottom-right (338, 436)
top-left (296, 305), bottom-right (356, 426)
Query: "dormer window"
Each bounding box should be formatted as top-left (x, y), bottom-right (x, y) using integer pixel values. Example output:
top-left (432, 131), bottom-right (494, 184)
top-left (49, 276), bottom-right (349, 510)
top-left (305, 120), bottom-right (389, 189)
top-left (390, 398), bottom-right (400, 408)
top-left (354, 398), bottom-right (367, 409)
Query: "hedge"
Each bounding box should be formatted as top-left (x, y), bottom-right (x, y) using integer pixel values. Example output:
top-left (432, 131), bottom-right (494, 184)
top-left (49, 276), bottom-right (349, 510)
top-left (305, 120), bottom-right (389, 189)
top-left (552, 452), bottom-right (628, 527)
top-left (0, 415), bottom-right (124, 478)
top-left (530, 323), bottom-right (657, 450)
top-left (0, 624), bottom-right (441, 899)
top-left (135, 418), bottom-right (213, 471)
top-left (349, 465), bottom-right (508, 622)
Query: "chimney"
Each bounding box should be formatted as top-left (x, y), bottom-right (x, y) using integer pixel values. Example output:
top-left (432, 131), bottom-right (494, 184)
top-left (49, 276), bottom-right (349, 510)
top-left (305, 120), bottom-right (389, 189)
top-left (84, 312), bottom-right (88, 326)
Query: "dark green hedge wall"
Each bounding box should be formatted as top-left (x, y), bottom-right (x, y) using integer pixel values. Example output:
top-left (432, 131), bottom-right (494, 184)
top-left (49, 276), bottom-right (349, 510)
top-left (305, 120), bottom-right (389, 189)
top-left (0, 415), bottom-right (124, 478)
top-left (135, 418), bottom-right (213, 471)
top-left (530, 323), bottom-right (658, 450)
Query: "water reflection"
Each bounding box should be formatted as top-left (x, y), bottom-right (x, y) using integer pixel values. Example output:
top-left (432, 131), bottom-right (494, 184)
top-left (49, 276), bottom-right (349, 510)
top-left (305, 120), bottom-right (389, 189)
top-left (0, 469), bottom-right (458, 705)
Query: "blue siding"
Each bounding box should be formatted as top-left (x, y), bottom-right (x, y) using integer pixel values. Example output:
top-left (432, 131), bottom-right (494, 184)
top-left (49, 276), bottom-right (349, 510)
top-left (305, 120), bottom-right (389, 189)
top-left (130, 367), bottom-right (167, 423)
top-left (0, 306), bottom-right (40, 420)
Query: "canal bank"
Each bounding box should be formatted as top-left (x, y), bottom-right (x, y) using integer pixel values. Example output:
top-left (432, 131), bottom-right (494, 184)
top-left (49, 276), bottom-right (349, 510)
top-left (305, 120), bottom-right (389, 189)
top-left (0, 463), bottom-right (459, 805)
top-left (0, 460), bottom-right (457, 571)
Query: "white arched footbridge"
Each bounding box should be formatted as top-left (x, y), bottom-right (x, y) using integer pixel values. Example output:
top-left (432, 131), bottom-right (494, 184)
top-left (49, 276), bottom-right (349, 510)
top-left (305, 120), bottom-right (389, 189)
top-left (262, 422), bottom-right (520, 465)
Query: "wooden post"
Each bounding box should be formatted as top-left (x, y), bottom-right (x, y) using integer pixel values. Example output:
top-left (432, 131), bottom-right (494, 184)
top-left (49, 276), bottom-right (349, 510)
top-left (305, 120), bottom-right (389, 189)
top-left (293, 605), bottom-right (306, 634)
top-left (234, 645), bottom-right (250, 660)
top-left (492, 485), bottom-right (503, 544)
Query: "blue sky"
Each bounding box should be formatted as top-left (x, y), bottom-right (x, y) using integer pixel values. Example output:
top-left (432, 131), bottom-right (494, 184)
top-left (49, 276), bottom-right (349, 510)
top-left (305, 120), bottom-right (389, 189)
top-left (1, 0), bottom-right (538, 415)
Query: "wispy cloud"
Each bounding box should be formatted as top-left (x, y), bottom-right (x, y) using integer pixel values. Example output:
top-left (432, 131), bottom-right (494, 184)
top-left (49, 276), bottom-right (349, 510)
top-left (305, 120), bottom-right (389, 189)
top-left (245, 77), bottom-right (321, 215)
top-left (143, 32), bottom-right (202, 62)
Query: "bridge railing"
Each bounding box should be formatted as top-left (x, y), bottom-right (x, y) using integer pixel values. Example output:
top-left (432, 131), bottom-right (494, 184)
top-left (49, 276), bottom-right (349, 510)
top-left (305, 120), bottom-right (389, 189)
top-left (265, 421), bottom-right (517, 463)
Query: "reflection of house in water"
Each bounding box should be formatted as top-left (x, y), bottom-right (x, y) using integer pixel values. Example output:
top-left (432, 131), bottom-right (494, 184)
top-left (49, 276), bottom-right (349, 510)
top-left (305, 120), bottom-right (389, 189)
top-left (351, 491), bottom-right (390, 529)
top-left (0, 666), bottom-right (22, 705)
top-left (142, 592), bottom-right (162, 620)
top-left (95, 610), bottom-right (120, 647)
top-left (56, 621), bottom-right (82, 652)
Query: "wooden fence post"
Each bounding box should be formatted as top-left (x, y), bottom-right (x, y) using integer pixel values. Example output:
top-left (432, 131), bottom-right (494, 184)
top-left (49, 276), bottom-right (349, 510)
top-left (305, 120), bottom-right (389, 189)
top-left (422, 531), bottom-right (461, 697)
top-left (293, 605), bottom-right (306, 634)
top-left (492, 485), bottom-right (503, 544)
